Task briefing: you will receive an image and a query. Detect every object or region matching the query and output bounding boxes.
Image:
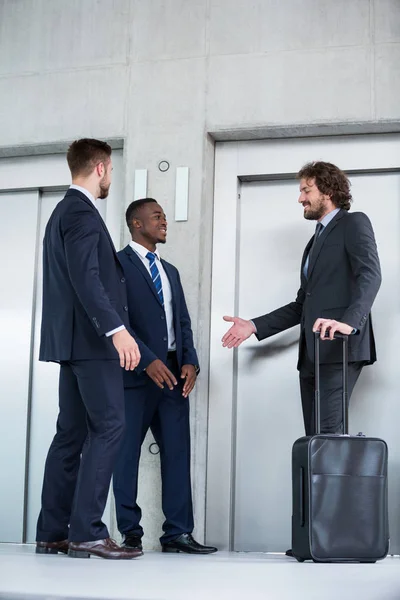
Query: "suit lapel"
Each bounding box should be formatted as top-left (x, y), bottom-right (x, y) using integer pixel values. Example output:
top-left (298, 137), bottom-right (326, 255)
top-left (123, 245), bottom-right (164, 307)
top-left (301, 237), bottom-right (313, 287)
top-left (161, 259), bottom-right (178, 314)
top-left (307, 209), bottom-right (345, 280)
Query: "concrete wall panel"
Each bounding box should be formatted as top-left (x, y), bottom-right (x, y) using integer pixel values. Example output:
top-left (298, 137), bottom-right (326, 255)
top-left (374, 0), bottom-right (400, 43)
top-left (0, 0), bottom-right (130, 75)
top-left (207, 46), bottom-right (372, 128)
top-left (375, 43), bottom-right (400, 119)
top-left (0, 66), bottom-right (128, 146)
top-left (132, 0), bottom-right (207, 60)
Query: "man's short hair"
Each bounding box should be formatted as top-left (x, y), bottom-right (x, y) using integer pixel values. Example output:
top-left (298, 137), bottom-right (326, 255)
top-left (67, 138), bottom-right (112, 178)
top-left (297, 161), bottom-right (352, 211)
top-left (125, 198), bottom-right (158, 233)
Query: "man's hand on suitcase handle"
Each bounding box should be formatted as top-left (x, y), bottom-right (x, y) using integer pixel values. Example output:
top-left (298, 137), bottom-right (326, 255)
top-left (313, 318), bottom-right (353, 340)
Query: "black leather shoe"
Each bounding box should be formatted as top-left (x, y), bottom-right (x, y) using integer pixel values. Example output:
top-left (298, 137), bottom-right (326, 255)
top-left (285, 549), bottom-right (294, 557)
top-left (162, 533), bottom-right (218, 554)
top-left (122, 534), bottom-right (143, 552)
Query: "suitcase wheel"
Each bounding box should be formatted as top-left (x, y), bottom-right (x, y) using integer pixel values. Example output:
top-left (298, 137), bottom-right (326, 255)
top-left (295, 557), bottom-right (305, 563)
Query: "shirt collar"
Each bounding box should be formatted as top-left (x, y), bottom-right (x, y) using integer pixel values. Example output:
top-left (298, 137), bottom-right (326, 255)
top-left (129, 240), bottom-right (161, 260)
top-left (319, 207), bottom-right (340, 228)
top-left (69, 184), bottom-right (96, 208)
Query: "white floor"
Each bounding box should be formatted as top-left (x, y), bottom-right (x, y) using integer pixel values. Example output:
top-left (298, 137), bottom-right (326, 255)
top-left (0, 544), bottom-right (399, 600)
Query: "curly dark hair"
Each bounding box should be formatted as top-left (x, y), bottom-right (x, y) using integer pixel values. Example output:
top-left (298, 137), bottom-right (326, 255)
top-left (297, 161), bottom-right (352, 211)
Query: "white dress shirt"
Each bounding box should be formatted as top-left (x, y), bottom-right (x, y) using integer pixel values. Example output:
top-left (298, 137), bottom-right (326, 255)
top-left (69, 184), bottom-right (97, 208)
top-left (69, 184), bottom-right (125, 337)
top-left (129, 240), bottom-right (176, 351)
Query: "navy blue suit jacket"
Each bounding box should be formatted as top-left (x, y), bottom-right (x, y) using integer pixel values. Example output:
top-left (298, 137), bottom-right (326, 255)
top-left (118, 244), bottom-right (199, 388)
top-left (39, 188), bottom-right (129, 361)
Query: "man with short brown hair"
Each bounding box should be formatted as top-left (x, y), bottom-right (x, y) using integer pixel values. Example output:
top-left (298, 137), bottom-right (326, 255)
top-left (35, 138), bottom-right (142, 560)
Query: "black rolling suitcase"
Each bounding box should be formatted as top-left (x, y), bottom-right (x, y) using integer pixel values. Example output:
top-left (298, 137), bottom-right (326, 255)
top-left (291, 332), bottom-right (389, 563)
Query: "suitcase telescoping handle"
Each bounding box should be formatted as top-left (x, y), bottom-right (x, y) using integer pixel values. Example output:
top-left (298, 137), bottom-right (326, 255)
top-left (314, 331), bottom-right (349, 435)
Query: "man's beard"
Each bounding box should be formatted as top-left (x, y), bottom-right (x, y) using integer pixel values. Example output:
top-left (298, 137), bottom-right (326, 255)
top-left (99, 175), bottom-right (110, 199)
top-left (303, 197), bottom-right (326, 221)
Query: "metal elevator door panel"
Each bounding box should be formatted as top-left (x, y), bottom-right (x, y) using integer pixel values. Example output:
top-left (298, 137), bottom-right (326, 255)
top-left (0, 150), bottom-right (124, 544)
top-left (0, 190), bottom-right (39, 542)
top-left (234, 173), bottom-right (400, 552)
top-left (346, 173), bottom-right (400, 555)
top-left (25, 191), bottom-right (64, 543)
top-left (234, 179), bottom-right (306, 552)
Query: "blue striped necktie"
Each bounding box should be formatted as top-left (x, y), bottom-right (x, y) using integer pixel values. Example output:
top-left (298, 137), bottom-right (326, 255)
top-left (146, 251), bottom-right (164, 306)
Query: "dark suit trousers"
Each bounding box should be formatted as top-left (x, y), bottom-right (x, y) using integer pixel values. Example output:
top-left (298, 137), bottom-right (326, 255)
top-left (113, 354), bottom-right (193, 544)
top-left (299, 355), bottom-right (363, 435)
top-left (36, 360), bottom-right (125, 543)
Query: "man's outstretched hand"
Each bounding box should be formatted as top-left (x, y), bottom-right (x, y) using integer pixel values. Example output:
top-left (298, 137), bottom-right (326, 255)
top-left (221, 316), bottom-right (256, 349)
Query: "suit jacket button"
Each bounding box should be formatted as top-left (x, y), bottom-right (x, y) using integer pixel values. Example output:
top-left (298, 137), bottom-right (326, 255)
top-left (123, 305), bottom-right (128, 311)
top-left (120, 277), bottom-right (126, 283)
top-left (163, 336), bottom-right (167, 341)
top-left (306, 292), bottom-right (311, 297)
top-left (160, 315), bottom-right (165, 320)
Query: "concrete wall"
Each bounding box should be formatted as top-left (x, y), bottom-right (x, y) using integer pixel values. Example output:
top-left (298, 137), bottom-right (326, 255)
top-left (1, 0), bottom-right (399, 549)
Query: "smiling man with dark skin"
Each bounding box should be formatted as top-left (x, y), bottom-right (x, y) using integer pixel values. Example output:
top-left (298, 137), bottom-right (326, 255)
top-left (113, 198), bottom-right (217, 555)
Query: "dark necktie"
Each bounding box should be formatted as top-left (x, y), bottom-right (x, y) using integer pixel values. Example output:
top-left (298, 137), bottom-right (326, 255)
top-left (305, 222), bottom-right (323, 277)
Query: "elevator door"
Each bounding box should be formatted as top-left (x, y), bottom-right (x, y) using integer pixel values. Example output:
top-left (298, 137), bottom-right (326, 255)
top-left (0, 190), bottom-right (40, 542)
top-left (0, 151), bottom-right (123, 543)
top-left (233, 172), bottom-right (400, 552)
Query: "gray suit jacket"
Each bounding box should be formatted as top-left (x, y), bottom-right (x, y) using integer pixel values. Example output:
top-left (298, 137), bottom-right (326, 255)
top-left (252, 209), bottom-right (382, 366)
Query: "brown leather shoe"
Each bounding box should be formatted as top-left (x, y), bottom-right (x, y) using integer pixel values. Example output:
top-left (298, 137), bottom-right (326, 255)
top-left (68, 537), bottom-right (142, 559)
top-left (36, 540), bottom-right (69, 555)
